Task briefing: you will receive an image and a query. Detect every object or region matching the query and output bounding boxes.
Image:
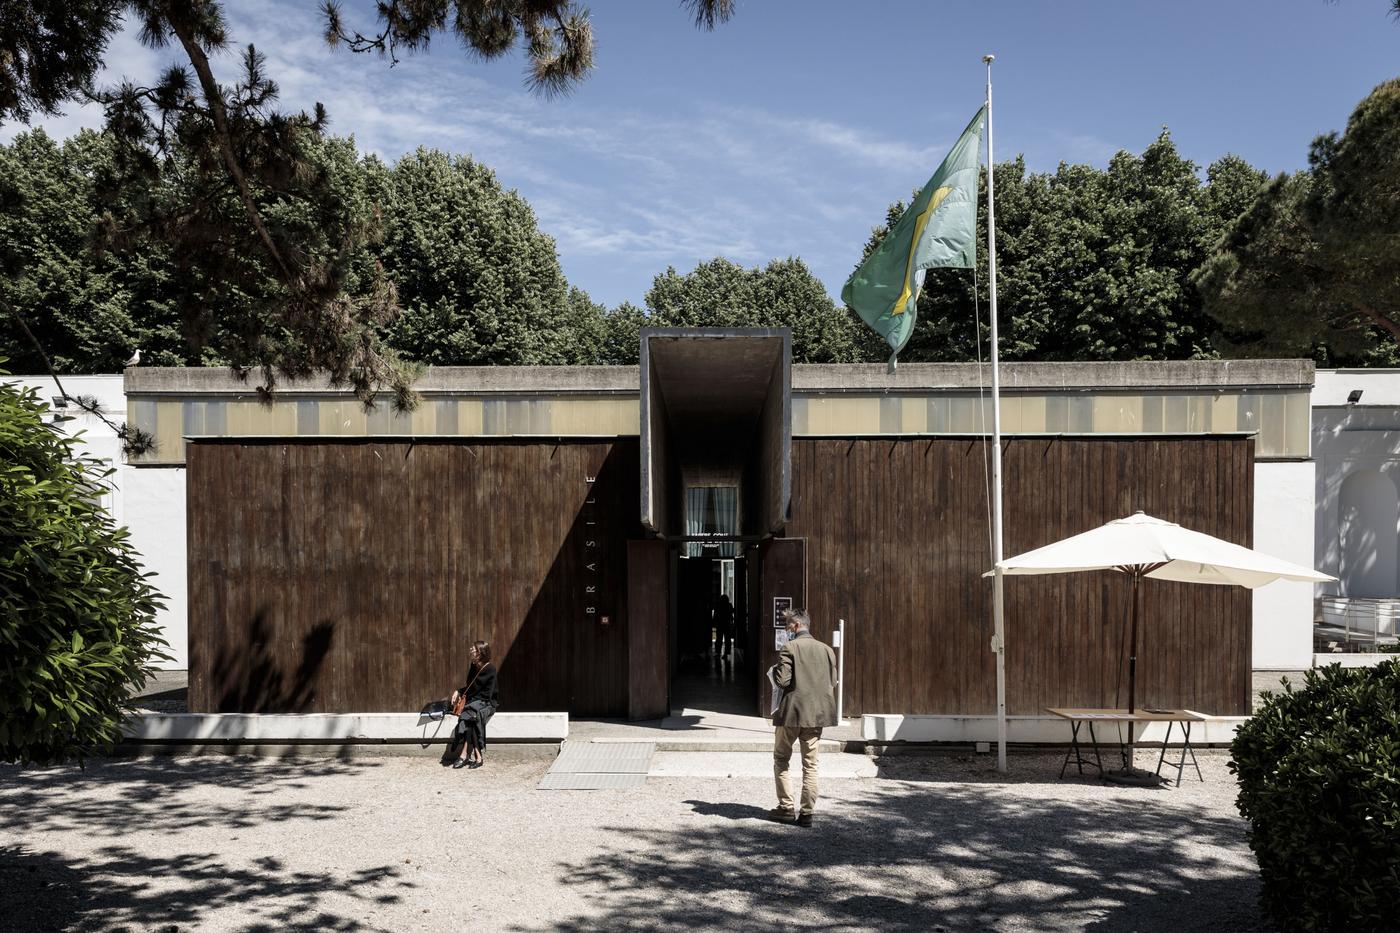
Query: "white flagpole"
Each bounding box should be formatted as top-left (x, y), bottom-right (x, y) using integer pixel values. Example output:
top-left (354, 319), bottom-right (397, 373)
top-left (983, 53), bottom-right (1008, 774)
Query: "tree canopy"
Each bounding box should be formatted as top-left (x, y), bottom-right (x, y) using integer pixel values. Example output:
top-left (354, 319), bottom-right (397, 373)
top-left (0, 0), bottom-right (738, 404)
top-left (1195, 79), bottom-right (1400, 365)
top-left (858, 133), bottom-right (1268, 363)
top-left (645, 257), bottom-right (868, 363)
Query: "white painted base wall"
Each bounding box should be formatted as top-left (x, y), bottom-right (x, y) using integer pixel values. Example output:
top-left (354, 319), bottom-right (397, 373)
top-left (1253, 460), bottom-right (1317, 669)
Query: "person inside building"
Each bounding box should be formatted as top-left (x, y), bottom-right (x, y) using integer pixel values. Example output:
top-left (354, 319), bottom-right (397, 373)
top-left (714, 593), bottom-right (735, 661)
top-left (768, 609), bottom-right (838, 826)
top-left (444, 640), bottom-right (499, 770)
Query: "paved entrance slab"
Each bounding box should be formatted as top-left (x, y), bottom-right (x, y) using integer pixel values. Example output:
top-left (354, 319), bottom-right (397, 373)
top-left (539, 740), bottom-right (655, 789)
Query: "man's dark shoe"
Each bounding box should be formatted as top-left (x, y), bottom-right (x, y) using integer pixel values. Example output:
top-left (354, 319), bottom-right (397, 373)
top-left (768, 808), bottom-right (795, 823)
top-left (796, 812), bottom-right (813, 827)
top-left (452, 758), bottom-right (470, 769)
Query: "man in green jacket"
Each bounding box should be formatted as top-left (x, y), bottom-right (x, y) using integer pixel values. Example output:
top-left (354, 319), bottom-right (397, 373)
top-left (769, 608), bottom-right (838, 826)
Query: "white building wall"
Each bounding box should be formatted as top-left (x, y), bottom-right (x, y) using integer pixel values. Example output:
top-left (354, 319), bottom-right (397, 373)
top-left (124, 467), bottom-right (189, 668)
top-left (5, 375), bottom-right (188, 668)
top-left (1253, 461), bottom-right (1317, 669)
top-left (1312, 371), bottom-right (1400, 596)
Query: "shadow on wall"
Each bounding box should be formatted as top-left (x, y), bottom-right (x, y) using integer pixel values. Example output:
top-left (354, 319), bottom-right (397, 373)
top-left (0, 757), bottom-right (404, 931)
top-left (210, 612), bottom-right (336, 713)
top-left (527, 775), bottom-right (1272, 932)
top-left (498, 442), bottom-right (642, 716)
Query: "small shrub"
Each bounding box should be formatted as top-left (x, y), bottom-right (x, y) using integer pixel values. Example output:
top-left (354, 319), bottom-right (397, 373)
top-left (1230, 662), bottom-right (1400, 932)
top-left (0, 374), bottom-right (168, 764)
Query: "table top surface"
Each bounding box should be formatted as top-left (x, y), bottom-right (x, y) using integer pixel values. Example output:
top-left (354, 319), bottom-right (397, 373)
top-left (1045, 707), bottom-right (1206, 723)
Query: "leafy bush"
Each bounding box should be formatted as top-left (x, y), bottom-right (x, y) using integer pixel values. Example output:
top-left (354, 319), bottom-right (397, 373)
top-left (1230, 662), bottom-right (1400, 932)
top-left (0, 373), bottom-right (168, 764)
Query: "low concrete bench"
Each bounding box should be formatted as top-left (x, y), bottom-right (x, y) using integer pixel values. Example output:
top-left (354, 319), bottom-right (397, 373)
top-left (122, 711), bottom-right (568, 753)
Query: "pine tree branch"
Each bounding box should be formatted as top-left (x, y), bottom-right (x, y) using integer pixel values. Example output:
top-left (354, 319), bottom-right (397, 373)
top-left (166, 17), bottom-right (298, 289)
top-left (1351, 301), bottom-right (1400, 344)
top-left (2, 298), bottom-right (155, 457)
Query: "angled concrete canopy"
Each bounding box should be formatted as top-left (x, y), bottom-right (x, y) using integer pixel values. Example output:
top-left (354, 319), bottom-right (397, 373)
top-left (639, 328), bottom-right (792, 537)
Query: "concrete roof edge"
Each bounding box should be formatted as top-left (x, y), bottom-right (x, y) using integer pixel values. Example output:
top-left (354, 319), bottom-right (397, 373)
top-left (792, 360), bottom-right (1315, 390)
top-left (124, 359), bottom-right (1316, 396)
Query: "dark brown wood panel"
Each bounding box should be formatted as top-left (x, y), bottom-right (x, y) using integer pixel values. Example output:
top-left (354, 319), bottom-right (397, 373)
top-left (627, 539), bottom-right (669, 719)
top-left (756, 537), bottom-right (806, 716)
top-left (188, 438), bottom-right (641, 715)
top-left (786, 436), bottom-right (1254, 718)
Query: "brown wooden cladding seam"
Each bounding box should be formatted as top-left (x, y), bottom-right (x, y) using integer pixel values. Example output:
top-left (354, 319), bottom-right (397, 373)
top-left (786, 436), bottom-right (1254, 718)
top-left (188, 439), bottom-right (640, 715)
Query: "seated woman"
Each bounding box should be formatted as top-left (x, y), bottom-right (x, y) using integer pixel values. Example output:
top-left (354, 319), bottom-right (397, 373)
top-left (444, 640), bottom-right (499, 770)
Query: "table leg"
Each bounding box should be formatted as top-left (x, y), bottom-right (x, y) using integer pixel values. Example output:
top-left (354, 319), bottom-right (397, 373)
top-left (1179, 721), bottom-right (1203, 784)
top-left (1087, 722), bottom-right (1104, 776)
top-left (1060, 721), bottom-right (1081, 779)
top-left (1156, 720), bottom-right (1174, 778)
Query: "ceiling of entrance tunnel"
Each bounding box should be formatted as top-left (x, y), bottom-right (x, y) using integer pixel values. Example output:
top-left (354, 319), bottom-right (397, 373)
top-left (647, 334), bottom-right (783, 465)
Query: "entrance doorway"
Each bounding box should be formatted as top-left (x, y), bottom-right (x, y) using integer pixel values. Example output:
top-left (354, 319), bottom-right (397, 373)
top-left (671, 551), bottom-right (754, 715)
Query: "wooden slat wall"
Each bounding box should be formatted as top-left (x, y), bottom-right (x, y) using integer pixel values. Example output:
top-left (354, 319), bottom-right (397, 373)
top-left (786, 436), bottom-right (1254, 718)
top-left (187, 439), bottom-right (640, 715)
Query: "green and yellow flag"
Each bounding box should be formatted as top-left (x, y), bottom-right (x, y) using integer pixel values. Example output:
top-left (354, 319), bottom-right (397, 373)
top-left (842, 107), bottom-right (986, 363)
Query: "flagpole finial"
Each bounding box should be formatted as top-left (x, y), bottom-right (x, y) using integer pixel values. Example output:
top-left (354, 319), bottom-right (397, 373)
top-left (982, 53), bottom-right (995, 64)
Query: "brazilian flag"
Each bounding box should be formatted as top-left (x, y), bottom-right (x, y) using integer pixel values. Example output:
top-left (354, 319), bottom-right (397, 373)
top-left (842, 107), bottom-right (986, 362)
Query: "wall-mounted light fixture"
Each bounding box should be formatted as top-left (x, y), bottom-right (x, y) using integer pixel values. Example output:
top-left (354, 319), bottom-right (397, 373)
top-left (51, 395), bottom-right (67, 408)
top-left (1347, 389), bottom-right (1364, 405)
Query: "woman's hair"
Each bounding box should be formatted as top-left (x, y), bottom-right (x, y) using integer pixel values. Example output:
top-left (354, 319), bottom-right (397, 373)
top-left (472, 640), bottom-right (492, 664)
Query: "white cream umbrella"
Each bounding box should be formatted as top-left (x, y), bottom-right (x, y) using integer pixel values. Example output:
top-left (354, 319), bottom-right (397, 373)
top-left (991, 511), bottom-right (1334, 777)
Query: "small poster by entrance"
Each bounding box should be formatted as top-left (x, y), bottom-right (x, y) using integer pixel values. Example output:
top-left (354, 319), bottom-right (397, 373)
top-left (772, 596), bottom-right (792, 629)
top-left (774, 629), bottom-right (790, 651)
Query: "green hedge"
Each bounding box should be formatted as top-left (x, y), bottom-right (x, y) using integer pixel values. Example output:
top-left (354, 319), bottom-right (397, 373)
top-left (1230, 662), bottom-right (1400, 932)
top-left (0, 374), bottom-right (168, 764)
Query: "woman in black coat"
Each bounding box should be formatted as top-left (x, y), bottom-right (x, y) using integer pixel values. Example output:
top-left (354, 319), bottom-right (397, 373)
top-left (445, 640), bottom-right (499, 769)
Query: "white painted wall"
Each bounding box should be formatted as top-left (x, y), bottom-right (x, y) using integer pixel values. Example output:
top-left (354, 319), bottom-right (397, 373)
top-left (123, 467), bottom-right (189, 668)
top-left (1253, 460), bottom-right (1318, 669)
top-left (5, 375), bottom-right (188, 668)
top-left (4, 376), bottom-right (126, 519)
top-left (1312, 372), bottom-right (1400, 601)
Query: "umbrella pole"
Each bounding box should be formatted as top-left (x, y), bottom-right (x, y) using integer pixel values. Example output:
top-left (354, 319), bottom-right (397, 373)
top-left (1126, 569), bottom-right (1141, 770)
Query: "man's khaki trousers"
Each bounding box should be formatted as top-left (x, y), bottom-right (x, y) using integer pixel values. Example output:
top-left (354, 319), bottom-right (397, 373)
top-left (773, 726), bottom-right (822, 815)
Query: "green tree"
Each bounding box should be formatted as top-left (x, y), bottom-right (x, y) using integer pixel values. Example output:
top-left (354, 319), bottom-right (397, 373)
top-left (0, 0), bottom-right (122, 123)
top-left (0, 128), bottom-right (196, 373)
top-left (373, 148), bottom-right (575, 365)
top-left (860, 133), bottom-right (1266, 362)
top-left (1195, 79), bottom-right (1400, 364)
top-left (0, 374), bottom-right (168, 764)
top-left (645, 257), bottom-right (867, 363)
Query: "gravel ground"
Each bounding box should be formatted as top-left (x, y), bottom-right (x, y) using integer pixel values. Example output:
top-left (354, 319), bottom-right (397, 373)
top-left (0, 750), bottom-right (1270, 933)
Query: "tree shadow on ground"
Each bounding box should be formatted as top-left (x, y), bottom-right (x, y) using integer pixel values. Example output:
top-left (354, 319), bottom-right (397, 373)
top-left (533, 769), bottom-right (1272, 933)
top-left (0, 843), bottom-right (407, 932)
top-left (0, 755), bottom-right (374, 838)
top-left (0, 756), bottom-right (408, 930)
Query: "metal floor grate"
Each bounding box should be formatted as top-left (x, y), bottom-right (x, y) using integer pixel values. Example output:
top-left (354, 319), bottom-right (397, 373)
top-left (538, 741), bottom-right (655, 790)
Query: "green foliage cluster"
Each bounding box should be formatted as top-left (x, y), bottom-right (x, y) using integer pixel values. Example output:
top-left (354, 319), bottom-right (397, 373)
top-left (644, 257), bottom-right (868, 363)
top-left (1229, 662), bottom-right (1400, 932)
top-left (1196, 79), bottom-right (1400, 365)
top-left (0, 373), bottom-right (168, 764)
top-left (864, 132), bottom-right (1268, 363)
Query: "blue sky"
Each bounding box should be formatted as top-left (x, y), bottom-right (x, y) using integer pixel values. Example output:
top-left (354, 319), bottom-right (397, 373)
top-left (7, 1), bottom-right (1398, 308)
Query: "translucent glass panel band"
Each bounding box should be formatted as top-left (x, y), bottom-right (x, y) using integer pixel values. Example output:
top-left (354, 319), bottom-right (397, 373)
top-left (128, 388), bottom-right (1309, 464)
top-left (128, 395), bottom-right (640, 464)
top-left (792, 389), bottom-right (1309, 458)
